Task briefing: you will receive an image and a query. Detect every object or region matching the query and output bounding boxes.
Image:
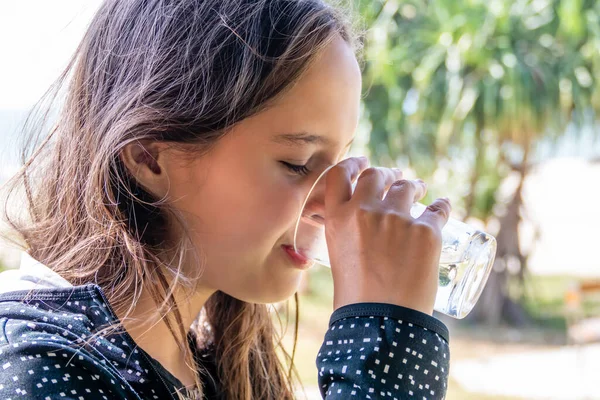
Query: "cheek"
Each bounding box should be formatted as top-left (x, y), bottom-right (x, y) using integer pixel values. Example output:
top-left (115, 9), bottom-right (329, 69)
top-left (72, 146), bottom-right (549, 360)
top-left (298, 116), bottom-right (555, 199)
top-left (169, 168), bottom-right (302, 250)
top-left (240, 179), bottom-right (304, 241)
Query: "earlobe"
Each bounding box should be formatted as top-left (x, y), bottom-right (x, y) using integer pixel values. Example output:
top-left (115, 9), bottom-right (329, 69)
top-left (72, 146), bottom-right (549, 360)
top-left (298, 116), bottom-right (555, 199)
top-left (120, 140), bottom-right (167, 197)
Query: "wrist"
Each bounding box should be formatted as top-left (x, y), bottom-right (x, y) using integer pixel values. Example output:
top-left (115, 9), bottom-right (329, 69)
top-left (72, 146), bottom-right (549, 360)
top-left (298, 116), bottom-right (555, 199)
top-left (333, 292), bottom-right (434, 315)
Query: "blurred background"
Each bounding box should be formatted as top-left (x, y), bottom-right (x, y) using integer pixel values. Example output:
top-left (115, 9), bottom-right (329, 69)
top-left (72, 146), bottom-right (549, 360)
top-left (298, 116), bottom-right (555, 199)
top-left (1, 1), bottom-right (599, 399)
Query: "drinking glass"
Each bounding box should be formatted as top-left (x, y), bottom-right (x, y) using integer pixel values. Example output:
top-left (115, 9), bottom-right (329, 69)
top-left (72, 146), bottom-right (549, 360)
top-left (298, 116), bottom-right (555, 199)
top-left (293, 165), bottom-right (497, 319)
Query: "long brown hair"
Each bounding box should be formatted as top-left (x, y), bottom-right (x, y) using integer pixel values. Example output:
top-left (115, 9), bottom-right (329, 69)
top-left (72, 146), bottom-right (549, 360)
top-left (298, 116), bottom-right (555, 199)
top-left (2, 0), bottom-right (361, 398)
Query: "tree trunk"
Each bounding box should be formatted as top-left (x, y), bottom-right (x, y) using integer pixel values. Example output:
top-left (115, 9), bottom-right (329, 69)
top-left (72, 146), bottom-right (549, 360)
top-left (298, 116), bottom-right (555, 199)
top-left (465, 114), bottom-right (485, 219)
top-left (466, 145), bottom-right (532, 326)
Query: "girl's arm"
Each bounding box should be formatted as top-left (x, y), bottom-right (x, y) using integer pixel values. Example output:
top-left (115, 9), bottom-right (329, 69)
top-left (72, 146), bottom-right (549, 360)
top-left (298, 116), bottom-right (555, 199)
top-left (317, 303), bottom-right (449, 400)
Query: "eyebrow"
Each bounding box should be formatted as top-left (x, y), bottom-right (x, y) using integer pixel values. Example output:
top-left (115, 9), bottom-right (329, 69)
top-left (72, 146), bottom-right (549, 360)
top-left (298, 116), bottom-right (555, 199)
top-left (271, 132), bottom-right (354, 149)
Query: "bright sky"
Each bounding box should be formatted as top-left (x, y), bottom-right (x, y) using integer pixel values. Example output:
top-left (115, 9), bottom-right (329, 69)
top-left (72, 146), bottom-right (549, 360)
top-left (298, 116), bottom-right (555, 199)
top-left (0, 1), bottom-right (102, 109)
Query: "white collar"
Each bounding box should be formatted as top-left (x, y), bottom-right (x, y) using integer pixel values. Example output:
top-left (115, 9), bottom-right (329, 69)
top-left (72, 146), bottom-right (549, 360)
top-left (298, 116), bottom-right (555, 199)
top-left (0, 252), bottom-right (73, 294)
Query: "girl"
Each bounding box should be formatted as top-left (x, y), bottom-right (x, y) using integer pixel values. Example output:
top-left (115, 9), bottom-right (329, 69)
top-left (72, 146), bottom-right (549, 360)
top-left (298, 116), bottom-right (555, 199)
top-left (0, 0), bottom-right (452, 399)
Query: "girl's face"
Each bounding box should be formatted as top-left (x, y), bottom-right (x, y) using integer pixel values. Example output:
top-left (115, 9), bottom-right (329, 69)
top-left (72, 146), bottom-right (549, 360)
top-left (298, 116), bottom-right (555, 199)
top-left (158, 37), bottom-right (361, 303)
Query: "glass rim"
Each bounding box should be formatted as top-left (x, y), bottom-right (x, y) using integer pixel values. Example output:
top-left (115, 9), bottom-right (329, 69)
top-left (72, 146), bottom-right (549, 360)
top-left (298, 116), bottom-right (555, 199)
top-left (293, 164), bottom-right (335, 254)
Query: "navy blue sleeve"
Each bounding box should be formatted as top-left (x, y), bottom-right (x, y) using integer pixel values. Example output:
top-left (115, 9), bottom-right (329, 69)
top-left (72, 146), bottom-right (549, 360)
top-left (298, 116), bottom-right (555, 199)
top-left (317, 303), bottom-right (450, 400)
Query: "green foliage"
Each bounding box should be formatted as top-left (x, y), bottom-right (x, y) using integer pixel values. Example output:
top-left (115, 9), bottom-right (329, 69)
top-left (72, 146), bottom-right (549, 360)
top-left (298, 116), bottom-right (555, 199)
top-left (358, 0), bottom-right (600, 219)
top-left (517, 274), bottom-right (600, 330)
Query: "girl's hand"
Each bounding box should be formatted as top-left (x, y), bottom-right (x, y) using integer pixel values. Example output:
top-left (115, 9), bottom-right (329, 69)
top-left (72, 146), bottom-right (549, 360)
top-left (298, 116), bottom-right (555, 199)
top-left (324, 157), bottom-right (451, 315)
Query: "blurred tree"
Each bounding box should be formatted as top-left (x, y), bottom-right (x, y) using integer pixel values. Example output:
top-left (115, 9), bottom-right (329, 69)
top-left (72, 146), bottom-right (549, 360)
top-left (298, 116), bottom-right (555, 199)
top-left (356, 0), bottom-right (600, 324)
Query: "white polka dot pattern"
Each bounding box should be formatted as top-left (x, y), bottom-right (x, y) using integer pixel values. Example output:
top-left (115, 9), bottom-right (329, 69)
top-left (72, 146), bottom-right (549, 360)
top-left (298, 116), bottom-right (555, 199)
top-left (0, 285), bottom-right (187, 399)
top-left (1, 286), bottom-right (450, 399)
top-left (317, 303), bottom-right (450, 400)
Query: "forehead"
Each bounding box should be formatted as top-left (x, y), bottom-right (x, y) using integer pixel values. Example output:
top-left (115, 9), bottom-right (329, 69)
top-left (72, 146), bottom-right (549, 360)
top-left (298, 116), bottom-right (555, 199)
top-left (230, 36), bottom-right (362, 149)
top-left (273, 37), bottom-right (361, 130)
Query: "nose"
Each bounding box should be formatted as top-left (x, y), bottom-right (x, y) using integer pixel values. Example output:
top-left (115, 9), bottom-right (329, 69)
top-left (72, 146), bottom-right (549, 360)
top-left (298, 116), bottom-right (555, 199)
top-left (304, 203), bottom-right (325, 224)
top-left (301, 177), bottom-right (326, 224)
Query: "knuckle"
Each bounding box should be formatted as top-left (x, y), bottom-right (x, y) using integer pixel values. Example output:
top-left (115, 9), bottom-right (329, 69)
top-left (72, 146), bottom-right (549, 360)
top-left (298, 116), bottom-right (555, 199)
top-left (354, 205), bottom-right (371, 220)
top-left (355, 208), bottom-right (374, 230)
top-left (358, 167), bottom-right (380, 179)
top-left (382, 210), bottom-right (411, 226)
top-left (388, 179), bottom-right (415, 196)
top-left (390, 179), bottom-right (411, 188)
top-left (354, 206), bottom-right (387, 228)
top-left (412, 221), bottom-right (441, 241)
top-left (427, 203), bottom-right (450, 219)
top-left (441, 198), bottom-right (453, 210)
top-left (390, 178), bottom-right (406, 186)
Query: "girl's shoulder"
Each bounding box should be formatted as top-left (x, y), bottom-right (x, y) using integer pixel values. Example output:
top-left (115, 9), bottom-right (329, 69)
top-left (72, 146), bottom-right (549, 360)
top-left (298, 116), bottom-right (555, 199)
top-left (0, 285), bottom-right (181, 400)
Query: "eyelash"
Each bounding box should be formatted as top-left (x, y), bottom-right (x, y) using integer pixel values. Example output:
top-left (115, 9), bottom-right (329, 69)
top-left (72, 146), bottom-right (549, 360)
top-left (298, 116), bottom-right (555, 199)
top-left (281, 161), bottom-right (310, 176)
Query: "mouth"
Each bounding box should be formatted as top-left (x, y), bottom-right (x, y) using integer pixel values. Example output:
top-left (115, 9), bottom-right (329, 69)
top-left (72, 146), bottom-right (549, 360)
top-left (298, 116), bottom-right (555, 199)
top-left (281, 244), bottom-right (313, 270)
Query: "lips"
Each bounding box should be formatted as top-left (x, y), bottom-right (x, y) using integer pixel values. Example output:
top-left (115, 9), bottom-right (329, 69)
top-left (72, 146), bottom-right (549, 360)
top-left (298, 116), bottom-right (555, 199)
top-left (281, 245), bottom-right (312, 269)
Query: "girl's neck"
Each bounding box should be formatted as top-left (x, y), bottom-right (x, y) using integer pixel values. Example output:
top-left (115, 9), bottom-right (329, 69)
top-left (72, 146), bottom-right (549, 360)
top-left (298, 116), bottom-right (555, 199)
top-left (117, 283), bottom-right (215, 389)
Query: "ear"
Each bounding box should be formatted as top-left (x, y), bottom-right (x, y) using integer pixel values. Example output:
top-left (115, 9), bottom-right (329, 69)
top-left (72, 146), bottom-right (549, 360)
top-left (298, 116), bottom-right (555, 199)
top-left (120, 140), bottom-right (170, 198)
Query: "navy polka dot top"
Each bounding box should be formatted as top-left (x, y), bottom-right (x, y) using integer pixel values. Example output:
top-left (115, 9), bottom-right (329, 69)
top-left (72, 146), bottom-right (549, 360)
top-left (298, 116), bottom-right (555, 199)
top-left (0, 257), bottom-right (450, 399)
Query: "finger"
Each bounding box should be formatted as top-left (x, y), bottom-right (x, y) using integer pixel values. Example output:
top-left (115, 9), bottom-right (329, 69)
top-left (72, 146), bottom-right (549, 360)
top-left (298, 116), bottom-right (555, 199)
top-left (381, 179), bottom-right (428, 213)
top-left (417, 197), bottom-right (452, 232)
top-left (352, 167), bottom-right (404, 205)
top-left (325, 157), bottom-right (369, 207)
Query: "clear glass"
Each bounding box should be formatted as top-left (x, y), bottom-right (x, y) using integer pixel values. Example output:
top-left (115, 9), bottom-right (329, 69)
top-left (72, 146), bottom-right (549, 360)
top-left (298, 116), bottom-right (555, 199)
top-left (293, 166), bottom-right (497, 319)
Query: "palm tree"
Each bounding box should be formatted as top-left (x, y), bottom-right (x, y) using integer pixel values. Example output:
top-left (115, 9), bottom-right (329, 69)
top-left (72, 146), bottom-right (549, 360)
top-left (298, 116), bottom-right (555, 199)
top-left (357, 0), bottom-right (600, 324)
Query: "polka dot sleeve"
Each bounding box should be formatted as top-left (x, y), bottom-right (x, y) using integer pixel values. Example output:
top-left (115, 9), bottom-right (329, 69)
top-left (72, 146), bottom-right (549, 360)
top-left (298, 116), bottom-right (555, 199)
top-left (316, 303), bottom-right (450, 400)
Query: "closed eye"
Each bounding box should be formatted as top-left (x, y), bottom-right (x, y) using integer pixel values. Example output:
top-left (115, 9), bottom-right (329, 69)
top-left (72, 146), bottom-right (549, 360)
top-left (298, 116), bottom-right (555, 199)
top-left (280, 161), bottom-right (310, 176)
